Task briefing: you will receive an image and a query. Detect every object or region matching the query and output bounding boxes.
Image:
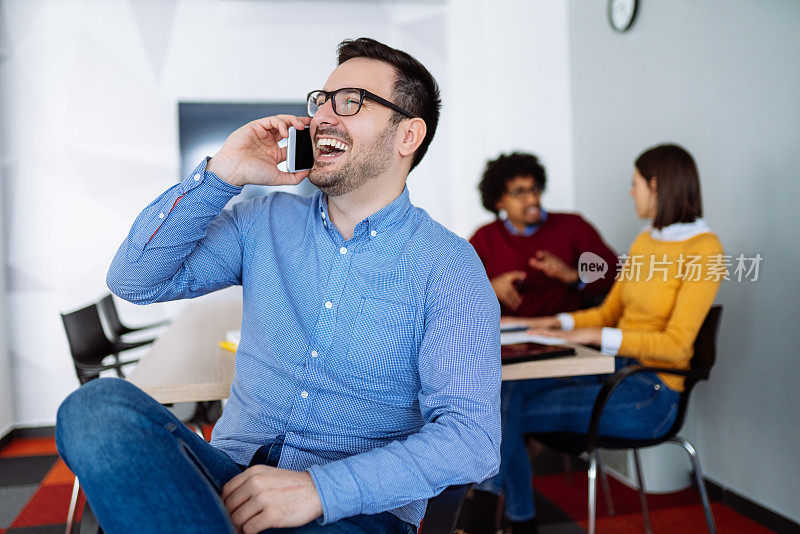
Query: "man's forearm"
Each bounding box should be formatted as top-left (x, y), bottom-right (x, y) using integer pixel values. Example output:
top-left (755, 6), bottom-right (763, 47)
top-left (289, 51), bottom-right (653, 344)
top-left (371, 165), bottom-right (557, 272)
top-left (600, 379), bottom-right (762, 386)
top-left (107, 158), bottom-right (242, 304)
top-left (307, 408), bottom-right (500, 524)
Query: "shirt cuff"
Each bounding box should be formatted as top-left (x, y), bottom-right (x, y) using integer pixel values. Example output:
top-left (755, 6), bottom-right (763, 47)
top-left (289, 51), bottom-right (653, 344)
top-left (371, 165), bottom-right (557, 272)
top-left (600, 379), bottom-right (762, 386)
top-left (601, 327), bottom-right (623, 355)
top-left (181, 156), bottom-right (242, 197)
top-left (557, 313), bottom-right (575, 331)
top-left (306, 461), bottom-right (363, 524)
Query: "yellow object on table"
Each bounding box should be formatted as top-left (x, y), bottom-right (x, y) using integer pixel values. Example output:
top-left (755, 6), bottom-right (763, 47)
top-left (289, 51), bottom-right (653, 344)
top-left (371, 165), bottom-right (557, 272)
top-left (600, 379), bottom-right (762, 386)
top-left (218, 341), bottom-right (238, 353)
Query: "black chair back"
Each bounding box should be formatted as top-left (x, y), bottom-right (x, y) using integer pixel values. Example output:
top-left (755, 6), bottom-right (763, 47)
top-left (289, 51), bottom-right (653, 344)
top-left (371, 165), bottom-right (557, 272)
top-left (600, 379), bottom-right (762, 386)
top-left (689, 305), bottom-right (722, 374)
top-left (652, 304), bottom-right (722, 442)
top-left (61, 304), bottom-right (117, 368)
top-left (98, 294), bottom-right (128, 338)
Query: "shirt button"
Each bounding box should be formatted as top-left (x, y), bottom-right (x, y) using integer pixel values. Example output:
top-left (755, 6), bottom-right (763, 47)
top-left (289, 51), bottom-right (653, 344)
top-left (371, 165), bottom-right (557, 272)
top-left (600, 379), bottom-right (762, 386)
top-left (311, 350), bottom-right (318, 358)
top-left (158, 212), bottom-right (165, 219)
top-left (300, 391), bottom-right (309, 399)
top-left (193, 174), bottom-right (201, 181)
top-left (654, 384), bottom-right (661, 390)
top-left (325, 301), bottom-right (333, 309)
top-left (321, 212), bottom-right (326, 219)
top-left (340, 247), bottom-right (347, 254)
top-left (371, 230), bottom-right (377, 237)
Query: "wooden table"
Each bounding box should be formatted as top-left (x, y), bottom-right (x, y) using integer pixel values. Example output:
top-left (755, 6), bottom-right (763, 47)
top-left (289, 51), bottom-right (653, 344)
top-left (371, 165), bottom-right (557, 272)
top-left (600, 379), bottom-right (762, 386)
top-left (129, 294), bottom-right (615, 403)
top-left (127, 290), bottom-right (243, 404)
top-left (500, 343), bottom-right (614, 381)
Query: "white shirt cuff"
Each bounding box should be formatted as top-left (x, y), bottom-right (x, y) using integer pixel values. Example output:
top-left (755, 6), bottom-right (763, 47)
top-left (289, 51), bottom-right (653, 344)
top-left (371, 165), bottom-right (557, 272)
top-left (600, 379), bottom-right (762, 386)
top-left (557, 313), bottom-right (575, 331)
top-left (601, 327), bottom-right (623, 355)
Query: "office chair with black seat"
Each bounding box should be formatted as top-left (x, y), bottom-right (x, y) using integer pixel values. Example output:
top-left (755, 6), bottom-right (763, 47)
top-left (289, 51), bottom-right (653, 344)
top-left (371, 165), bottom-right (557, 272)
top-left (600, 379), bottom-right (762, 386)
top-left (98, 293), bottom-right (169, 341)
top-left (60, 303), bottom-right (153, 384)
top-left (528, 305), bottom-right (722, 534)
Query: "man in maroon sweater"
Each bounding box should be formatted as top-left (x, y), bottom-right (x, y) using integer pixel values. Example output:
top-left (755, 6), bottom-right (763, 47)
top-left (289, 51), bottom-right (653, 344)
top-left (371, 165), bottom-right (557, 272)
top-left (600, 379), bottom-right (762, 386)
top-left (470, 152), bottom-right (617, 318)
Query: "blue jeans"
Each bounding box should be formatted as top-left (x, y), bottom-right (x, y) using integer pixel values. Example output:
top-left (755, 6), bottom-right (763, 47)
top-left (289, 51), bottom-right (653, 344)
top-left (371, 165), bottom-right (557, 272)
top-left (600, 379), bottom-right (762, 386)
top-left (55, 378), bottom-right (415, 534)
top-left (477, 358), bottom-right (680, 521)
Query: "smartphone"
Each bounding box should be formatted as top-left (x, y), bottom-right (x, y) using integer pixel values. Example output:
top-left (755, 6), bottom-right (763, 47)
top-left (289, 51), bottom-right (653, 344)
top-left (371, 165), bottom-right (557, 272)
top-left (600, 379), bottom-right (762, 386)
top-left (286, 126), bottom-right (314, 173)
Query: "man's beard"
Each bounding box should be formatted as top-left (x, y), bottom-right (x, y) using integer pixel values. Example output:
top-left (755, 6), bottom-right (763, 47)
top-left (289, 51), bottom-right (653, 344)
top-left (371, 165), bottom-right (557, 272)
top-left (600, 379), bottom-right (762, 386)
top-left (308, 122), bottom-right (397, 197)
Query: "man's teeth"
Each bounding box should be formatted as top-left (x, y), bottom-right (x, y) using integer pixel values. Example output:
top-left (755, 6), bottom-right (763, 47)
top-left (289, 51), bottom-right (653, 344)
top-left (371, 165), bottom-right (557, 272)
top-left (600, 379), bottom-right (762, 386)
top-left (316, 138), bottom-right (349, 152)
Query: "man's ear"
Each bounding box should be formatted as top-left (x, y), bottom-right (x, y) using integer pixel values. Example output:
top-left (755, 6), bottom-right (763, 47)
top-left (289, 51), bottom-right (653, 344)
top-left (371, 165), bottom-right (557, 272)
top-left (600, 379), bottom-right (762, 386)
top-left (397, 118), bottom-right (427, 158)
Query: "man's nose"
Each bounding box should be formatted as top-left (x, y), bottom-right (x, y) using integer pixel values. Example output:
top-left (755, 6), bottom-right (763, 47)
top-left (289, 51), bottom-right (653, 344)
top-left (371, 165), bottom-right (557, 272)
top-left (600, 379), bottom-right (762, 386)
top-left (311, 98), bottom-right (339, 127)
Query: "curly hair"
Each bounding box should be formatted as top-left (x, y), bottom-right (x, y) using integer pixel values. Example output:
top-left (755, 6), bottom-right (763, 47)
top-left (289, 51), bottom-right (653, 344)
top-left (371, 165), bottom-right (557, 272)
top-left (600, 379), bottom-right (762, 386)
top-left (478, 152), bottom-right (547, 214)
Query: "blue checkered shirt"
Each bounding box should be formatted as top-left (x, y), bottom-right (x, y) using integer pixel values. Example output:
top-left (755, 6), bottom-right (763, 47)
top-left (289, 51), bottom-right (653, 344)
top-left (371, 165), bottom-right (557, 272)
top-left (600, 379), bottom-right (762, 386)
top-left (107, 158), bottom-right (501, 527)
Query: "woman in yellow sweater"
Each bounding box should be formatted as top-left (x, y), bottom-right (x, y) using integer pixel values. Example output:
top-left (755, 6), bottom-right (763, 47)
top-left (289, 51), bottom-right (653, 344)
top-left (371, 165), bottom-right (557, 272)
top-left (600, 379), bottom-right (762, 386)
top-left (469, 144), bottom-right (723, 534)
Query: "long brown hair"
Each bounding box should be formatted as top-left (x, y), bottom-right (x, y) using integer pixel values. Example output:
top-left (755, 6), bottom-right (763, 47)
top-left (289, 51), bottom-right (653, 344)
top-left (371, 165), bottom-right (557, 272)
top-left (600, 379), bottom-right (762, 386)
top-left (635, 144), bottom-right (703, 229)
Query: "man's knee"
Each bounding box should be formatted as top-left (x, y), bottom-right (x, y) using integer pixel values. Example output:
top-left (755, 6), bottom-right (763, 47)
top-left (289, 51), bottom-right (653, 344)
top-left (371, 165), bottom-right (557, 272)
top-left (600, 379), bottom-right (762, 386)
top-left (56, 377), bottom-right (136, 460)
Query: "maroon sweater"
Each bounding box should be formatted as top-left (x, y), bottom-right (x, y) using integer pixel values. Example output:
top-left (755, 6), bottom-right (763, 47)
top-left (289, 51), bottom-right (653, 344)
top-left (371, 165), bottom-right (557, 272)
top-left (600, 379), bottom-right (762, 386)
top-left (469, 214), bottom-right (617, 317)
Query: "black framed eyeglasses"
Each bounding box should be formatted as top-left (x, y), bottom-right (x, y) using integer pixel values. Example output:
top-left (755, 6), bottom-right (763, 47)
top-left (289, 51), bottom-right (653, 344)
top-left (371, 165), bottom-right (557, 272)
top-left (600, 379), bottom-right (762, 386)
top-left (306, 88), bottom-right (414, 119)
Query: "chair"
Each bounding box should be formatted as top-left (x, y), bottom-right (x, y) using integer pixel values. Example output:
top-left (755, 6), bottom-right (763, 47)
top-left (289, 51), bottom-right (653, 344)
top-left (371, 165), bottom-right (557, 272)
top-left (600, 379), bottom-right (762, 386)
top-left (529, 305), bottom-right (722, 534)
top-left (61, 302), bottom-right (159, 534)
top-left (61, 303), bottom-right (153, 384)
top-left (98, 293), bottom-right (169, 341)
top-left (419, 484), bottom-right (472, 534)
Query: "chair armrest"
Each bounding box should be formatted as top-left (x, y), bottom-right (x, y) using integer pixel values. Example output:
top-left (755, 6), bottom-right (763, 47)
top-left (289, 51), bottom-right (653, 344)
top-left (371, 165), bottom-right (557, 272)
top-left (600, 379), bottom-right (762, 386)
top-left (585, 364), bottom-right (705, 450)
top-left (116, 338), bottom-right (155, 352)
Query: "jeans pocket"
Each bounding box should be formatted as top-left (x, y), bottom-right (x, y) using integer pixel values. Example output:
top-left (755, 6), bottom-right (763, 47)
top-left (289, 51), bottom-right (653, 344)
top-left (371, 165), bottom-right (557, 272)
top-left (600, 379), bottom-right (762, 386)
top-left (632, 374), bottom-right (661, 409)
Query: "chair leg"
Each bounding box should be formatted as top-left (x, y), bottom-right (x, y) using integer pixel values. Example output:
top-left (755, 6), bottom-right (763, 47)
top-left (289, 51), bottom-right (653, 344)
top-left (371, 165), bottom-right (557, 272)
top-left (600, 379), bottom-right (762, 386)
top-left (588, 451), bottom-right (598, 534)
top-left (669, 436), bottom-right (717, 534)
top-left (190, 423), bottom-right (204, 439)
top-left (632, 449), bottom-right (653, 534)
top-left (65, 476), bottom-right (80, 534)
top-left (596, 452), bottom-right (615, 517)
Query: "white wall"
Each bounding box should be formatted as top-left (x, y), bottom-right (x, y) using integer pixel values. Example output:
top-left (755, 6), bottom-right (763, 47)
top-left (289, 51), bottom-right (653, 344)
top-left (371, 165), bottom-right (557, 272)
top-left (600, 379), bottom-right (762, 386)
top-left (0, 12), bottom-right (13, 436)
top-left (568, 0), bottom-right (800, 522)
top-left (0, 0), bottom-right (451, 426)
top-left (1, 0), bottom-right (576, 428)
top-left (447, 0), bottom-right (574, 237)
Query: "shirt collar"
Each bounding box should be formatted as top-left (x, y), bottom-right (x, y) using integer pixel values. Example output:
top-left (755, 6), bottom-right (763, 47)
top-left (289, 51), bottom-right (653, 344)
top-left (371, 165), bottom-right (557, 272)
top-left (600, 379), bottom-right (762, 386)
top-left (316, 186), bottom-right (412, 241)
top-left (503, 209), bottom-right (548, 236)
top-left (646, 218), bottom-right (711, 241)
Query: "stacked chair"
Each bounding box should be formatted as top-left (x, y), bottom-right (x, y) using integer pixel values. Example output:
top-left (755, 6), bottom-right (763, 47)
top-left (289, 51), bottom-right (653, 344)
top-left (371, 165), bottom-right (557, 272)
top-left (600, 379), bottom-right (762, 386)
top-left (61, 302), bottom-right (155, 385)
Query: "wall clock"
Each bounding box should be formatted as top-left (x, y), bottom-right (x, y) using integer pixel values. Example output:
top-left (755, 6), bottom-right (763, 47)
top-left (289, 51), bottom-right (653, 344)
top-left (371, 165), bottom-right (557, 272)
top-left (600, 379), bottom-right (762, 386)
top-left (608, 0), bottom-right (638, 33)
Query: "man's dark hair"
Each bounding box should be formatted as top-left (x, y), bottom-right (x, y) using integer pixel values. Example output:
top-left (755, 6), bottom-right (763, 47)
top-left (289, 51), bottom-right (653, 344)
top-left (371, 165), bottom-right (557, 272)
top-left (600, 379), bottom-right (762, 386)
top-left (635, 144), bottom-right (703, 229)
top-left (478, 152), bottom-right (547, 214)
top-left (337, 37), bottom-right (441, 172)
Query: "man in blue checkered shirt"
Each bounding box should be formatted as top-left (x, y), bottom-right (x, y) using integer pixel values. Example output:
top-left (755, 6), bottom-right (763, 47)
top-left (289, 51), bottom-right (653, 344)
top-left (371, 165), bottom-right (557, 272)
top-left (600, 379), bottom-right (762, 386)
top-left (56, 38), bottom-right (501, 534)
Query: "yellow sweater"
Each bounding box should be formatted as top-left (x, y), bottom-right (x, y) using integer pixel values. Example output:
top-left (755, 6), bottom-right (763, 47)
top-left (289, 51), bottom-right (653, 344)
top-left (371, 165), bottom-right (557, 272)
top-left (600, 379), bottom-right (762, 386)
top-left (570, 230), bottom-right (723, 391)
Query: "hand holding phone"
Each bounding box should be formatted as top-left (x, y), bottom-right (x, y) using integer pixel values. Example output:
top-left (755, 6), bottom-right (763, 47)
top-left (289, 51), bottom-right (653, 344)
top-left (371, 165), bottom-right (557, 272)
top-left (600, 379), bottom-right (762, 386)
top-left (287, 126), bottom-right (314, 173)
top-left (206, 115), bottom-right (311, 187)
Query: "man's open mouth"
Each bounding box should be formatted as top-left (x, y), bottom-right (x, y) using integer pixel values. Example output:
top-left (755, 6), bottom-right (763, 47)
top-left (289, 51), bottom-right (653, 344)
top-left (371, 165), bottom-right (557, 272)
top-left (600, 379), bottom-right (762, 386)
top-left (316, 137), bottom-right (350, 160)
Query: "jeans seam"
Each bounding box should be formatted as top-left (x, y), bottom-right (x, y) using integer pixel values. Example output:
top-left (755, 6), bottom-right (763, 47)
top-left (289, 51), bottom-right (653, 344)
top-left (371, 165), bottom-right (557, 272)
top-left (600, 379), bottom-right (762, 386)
top-left (651, 400), bottom-right (678, 438)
